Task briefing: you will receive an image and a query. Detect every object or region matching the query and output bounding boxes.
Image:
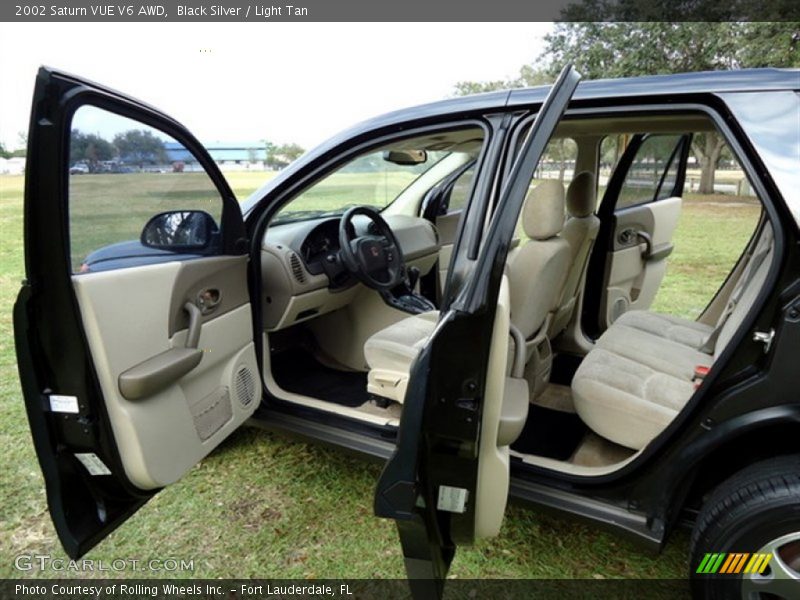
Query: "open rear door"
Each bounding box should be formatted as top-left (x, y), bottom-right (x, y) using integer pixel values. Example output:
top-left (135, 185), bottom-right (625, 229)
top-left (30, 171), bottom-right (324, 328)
top-left (374, 65), bottom-right (580, 597)
top-left (586, 133), bottom-right (691, 333)
top-left (14, 68), bottom-right (260, 557)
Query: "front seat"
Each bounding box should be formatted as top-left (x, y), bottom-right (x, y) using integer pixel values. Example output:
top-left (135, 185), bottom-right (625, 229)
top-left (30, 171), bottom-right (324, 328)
top-left (506, 179), bottom-right (571, 396)
top-left (364, 180), bottom-right (570, 404)
top-left (550, 171), bottom-right (601, 337)
top-left (363, 310), bottom-right (439, 403)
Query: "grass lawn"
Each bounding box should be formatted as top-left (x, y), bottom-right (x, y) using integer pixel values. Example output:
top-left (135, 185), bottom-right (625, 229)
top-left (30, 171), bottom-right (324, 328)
top-left (0, 170), bottom-right (760, 580)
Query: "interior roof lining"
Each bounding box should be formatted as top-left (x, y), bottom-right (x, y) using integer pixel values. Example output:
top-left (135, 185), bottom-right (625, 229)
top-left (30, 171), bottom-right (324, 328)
top-left (384, 128), bottom-right (484, 152)
top-left (554, 114), bottom-right (716, 137)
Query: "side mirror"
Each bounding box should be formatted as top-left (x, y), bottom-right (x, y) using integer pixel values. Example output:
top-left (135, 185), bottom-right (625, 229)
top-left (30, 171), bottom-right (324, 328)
top-left (383, 149), bottom-right (427, 166)
top-left (141, 210), bottom-right (217, 251)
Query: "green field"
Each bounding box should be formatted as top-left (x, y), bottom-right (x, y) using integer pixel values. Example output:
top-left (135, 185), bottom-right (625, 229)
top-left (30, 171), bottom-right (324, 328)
top-left (0, 171), bottom-right (759, 580)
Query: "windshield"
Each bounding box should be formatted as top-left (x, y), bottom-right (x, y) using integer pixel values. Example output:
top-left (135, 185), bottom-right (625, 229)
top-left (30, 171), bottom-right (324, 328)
top-left (272, 149), bottom-right (449, 225)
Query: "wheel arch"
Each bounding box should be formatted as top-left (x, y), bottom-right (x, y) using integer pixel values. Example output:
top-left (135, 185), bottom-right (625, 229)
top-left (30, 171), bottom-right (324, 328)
top-left (677, 410), bottom-right (800, 524)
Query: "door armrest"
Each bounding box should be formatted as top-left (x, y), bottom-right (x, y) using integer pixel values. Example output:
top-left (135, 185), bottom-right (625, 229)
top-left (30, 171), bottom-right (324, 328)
top-left (497, 376), bottom-right (529, 446)
top-left (119, 347), bottom-right (203, 400)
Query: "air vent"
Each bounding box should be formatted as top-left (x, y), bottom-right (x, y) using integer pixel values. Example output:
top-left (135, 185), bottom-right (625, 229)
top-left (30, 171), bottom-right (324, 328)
top-left (234, 366), bottom-right (256, 407)
top-left (288, 252), bottom-right (306, 284)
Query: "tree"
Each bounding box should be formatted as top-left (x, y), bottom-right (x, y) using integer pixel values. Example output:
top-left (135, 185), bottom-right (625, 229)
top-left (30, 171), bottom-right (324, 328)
top-left (263, 140), bottom-right (279, 169)
top-left (113, 129), bottom-right (167, 168)
top-left (278, 143), bottom-right (305, 164)
top-left (264, 141), bottom-right (305, 170)
top-left (453, 19), bottom-right (800, 193)
top-left (0, 142), bottom-right (10, 159)
top-left (453, 79), bottom-right (510, 96)
top-left (453, 64), bottom-right (551, 96)
top-left (71, 130), bottom-right (116, 170)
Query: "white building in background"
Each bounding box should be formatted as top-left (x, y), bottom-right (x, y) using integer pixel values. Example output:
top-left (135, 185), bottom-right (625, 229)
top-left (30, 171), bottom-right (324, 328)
top-left (0, 157), bottom-right (26, 175)
top-left (164, 141), bottom-right (267, 172)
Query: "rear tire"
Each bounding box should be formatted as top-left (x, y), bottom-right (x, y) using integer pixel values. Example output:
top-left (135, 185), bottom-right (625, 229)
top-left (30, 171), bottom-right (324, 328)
top-left (690, 455), bottom-right (800, 599)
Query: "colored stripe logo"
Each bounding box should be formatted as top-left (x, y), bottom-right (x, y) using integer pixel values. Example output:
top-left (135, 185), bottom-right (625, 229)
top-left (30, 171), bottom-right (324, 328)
top-left (696, 552), bottom-right (772, 574)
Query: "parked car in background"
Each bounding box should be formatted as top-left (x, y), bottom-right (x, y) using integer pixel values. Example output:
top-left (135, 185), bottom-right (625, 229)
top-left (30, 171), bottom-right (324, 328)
top-left (14, 66), bottom-right (800, 599)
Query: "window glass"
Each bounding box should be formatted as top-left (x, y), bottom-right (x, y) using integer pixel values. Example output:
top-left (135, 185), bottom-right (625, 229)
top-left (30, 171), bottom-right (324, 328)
top-left (69, 105), bottom-right (223, 273)
top-left (446, 166), bottom-right (476, 212)
top-left (614, 134), bottom-right (683, 210)
top-left (532, 137), bottom-right (578, 188)
top-left (650, 134), bottom-right (762, 318)
top-left (273, 148), bottom-right (452, 225)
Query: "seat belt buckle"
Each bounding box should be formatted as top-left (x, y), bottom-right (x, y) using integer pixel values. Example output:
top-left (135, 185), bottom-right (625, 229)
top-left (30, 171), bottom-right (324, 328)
top-left (693, 365), bottom-right (711, 389)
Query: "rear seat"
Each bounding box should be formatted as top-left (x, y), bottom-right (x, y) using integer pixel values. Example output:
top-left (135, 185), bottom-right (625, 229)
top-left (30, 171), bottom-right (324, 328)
top-left (572, 223), bottom-right (773, 450)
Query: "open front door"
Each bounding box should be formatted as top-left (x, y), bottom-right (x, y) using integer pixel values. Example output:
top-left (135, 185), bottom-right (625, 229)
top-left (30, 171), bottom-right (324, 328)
top-left (374, 65), bottom-right (580, 597)
top-left (14, 68), bottom-right (260, 557)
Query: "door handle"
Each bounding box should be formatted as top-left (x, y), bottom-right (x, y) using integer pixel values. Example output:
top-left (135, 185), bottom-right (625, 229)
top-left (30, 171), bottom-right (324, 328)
top-left (184, 302), bottom-right (202, 348)
top-left (196, 288), bottom-right (221, 315)
top-left (618, 228), bottom-right (653, 259)
top-left (635, 231), bottom-right (653, 259)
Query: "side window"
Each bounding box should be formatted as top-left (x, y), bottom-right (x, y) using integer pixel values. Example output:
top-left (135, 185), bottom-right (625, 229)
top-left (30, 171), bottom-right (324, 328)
top-left (446, 166), bottom-right (476, 212)
top-left (69, 105), bottom-right (224, 273)
top-left (650, 132), bottom-right (762, 319)
top-left (613, 134), bottom-right (684, 210)
top-left (534, 137), bottom-right (578, 188)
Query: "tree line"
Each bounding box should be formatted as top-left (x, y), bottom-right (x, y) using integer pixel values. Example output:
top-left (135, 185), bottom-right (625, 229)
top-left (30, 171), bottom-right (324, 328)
top-left (70, 128), bottom-right (307, 172)
top-left (71, 129), bottom-right (168, 169)
top-left (453, 20), bottom-right (800, 194)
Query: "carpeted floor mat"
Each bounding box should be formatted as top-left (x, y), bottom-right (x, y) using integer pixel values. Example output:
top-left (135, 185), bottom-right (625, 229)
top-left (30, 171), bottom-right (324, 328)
top-left (271, 348), bottom-right (369, 408)
top-left (511, 404), bottom-right (588, 461)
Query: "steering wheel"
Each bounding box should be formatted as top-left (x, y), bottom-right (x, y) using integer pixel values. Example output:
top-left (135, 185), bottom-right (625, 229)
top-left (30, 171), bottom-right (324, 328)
top-left (338, 206), bottom-right (406, 291)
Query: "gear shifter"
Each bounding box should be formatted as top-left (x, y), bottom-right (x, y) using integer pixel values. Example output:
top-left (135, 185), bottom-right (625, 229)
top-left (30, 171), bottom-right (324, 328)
top-left (379, 265), bottom-right (436, 315)
top-left (406, 266), bottom-right (421, 292)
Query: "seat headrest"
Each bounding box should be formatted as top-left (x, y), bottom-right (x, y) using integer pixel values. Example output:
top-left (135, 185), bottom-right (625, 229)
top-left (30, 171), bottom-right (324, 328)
top-left (521, 179), bottom-right (565, 240)
top-left (566, 171), bottom-right (596, 218)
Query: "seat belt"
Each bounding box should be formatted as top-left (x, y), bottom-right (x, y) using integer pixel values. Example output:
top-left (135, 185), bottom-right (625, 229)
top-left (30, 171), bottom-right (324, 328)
top-left (699, 240), bottom-right (772, 354)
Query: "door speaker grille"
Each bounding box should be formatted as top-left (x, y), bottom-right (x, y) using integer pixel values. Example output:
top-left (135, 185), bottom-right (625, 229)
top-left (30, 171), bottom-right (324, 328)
top-left (234, 366), bottom-right (256, 407)
top-left (289, 252), bottom-right (306, 284)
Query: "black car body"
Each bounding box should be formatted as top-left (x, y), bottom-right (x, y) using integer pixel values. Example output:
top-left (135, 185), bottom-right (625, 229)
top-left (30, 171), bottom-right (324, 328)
top-left (14, 66), bottom-right (800, 598)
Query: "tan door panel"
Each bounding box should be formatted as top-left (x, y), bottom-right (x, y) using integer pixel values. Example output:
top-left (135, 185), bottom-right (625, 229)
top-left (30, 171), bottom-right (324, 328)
top-left (72, 257), bottom-right (260, 490)
top-left (601, 196), bottom-right (682, 328)
top-left (475, 275), bottom-right (529, 538)
top-left (167, 255), bottom-right (250, 336)
top-left (435, 209), bottom-right (462, 294)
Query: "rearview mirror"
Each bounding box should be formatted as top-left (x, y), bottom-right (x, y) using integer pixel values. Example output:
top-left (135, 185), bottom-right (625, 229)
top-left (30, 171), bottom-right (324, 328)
top-left (382, 149), bottom-right (427, 166)
top-left (141, 210), bottom-right (217, 251)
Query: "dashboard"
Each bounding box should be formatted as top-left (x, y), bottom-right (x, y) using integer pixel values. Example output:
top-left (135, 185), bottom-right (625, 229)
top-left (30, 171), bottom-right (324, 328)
top-left (260, 213), bottom-right (439, 331)
top-left (300, 219), bottom-right (340, 275)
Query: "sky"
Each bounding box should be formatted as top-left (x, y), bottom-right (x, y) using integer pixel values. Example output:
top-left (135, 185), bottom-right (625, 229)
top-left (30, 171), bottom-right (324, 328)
top-left (0, 23), bottom-right (552, 151)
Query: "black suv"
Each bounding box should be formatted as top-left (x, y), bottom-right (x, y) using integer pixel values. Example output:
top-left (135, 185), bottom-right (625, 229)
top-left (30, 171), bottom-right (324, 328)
top-left (14, 65), bottom-right (800, 599)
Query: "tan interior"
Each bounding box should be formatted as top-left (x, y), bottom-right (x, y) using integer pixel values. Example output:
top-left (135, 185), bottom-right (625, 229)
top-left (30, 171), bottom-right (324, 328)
top-left (261, 112), bottom-right (769, 484)
top-left (573, 222), bottom-right (773, 450)
top-left (261, 215), bottom-right (438, 331)
top-left (475, 276), bottom-right (528, 538)
top-left (434, 209), bottom-right (461, 295)
top-left (600, 196), bottom-right (683, 329)
top-left (551, 171), bottom-right (601, 338)
top-left (73, 256), bottom-right (260, 490)
top-left (505, 180), bottom-right (571, 399)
